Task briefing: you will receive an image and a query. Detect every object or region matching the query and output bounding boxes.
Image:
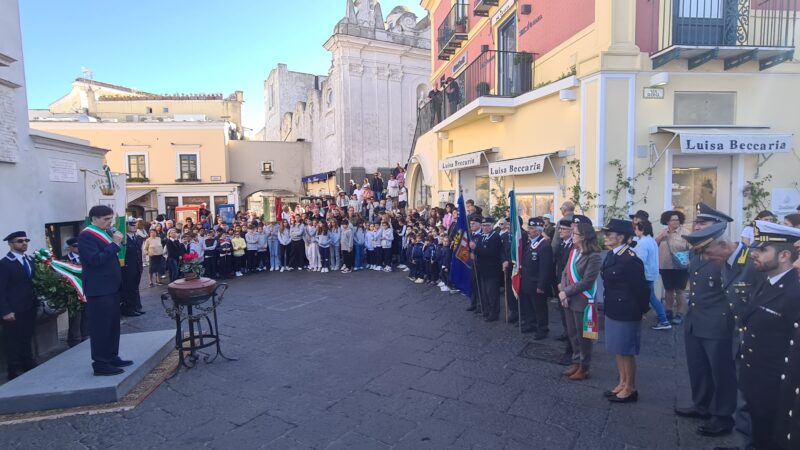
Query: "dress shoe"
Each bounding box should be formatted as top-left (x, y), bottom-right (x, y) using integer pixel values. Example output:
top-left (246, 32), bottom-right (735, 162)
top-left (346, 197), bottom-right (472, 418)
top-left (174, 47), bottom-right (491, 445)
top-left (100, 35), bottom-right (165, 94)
top-left (603, 390), bottom-right (620, 398)
top-left (93, 366), bottom-right (124, 376)
top-left (465, 306), bottom-right (477, 312)
top-left (608, 391), bottom-right (638, 403)
top-left (111, 358), bottom-right (134, 368)
top-left (121, 311), bottom-right (141, 317)
top-left (568, 367), bottom-right (590, 381)
top-left (697, 418), bottom-right (733, 437)
top-left (507, 314), bottom-right (519, 324)
top-left (136, 310), bottom-right (146, 315)
top-left (562, 364), bottom-right (580, 377)
top-left (674, 406), bottom-right (711, 419)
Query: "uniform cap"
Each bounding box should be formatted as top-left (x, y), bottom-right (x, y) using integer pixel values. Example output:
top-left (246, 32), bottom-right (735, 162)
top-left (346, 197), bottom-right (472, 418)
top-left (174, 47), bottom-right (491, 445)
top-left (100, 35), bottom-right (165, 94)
top-left (695, 202), bottom-right (733, 223)
top-left (558, 218), bottom-right (573, 227)
top-left (528, 217), bottom-right (545, 227)
top-left (629, 210), bottom-right (649, 221)
top-left (3, 231), bottom-right (26, 242)
top-left (543, 214), bottom-right (554, 221)
top-left (601, 219), bottom-right (634, 235)
top-left (572, 215), bottom-right (593, 226)
top-left (66, 237), bottom-right (78, 247)
top-left (682, 222), bottom-right (727, 250)
top-left (482, 217), bottom-right (496, 225)
top-left (750, 220), bottom-right (800, 248)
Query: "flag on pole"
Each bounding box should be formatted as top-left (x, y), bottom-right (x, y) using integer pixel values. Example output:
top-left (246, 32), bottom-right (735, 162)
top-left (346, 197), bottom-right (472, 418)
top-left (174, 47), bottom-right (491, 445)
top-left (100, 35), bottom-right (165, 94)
top-left (448, 194), bottom-right (472, 297)
top-left (509, 190), bottom-right (522, 299)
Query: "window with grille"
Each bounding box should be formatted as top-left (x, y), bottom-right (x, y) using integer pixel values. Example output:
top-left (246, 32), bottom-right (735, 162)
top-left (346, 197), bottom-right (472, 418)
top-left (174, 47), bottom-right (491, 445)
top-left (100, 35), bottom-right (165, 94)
top-left (179, 154), bottom-right (198, 180)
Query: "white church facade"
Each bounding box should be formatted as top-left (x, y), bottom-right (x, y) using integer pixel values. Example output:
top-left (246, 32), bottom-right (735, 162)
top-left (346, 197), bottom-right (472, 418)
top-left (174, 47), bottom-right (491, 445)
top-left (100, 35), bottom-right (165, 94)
top-left (264, 0), bottom-right (431, 196)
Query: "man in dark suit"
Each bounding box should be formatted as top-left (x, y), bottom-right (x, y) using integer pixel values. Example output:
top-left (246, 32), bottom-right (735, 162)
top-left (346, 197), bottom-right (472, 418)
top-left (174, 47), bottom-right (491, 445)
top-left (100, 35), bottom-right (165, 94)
top-left (0, 231), bottom-right (37, 380)
top-left (498, 218), bottom-right (519, 324)
top-left (78, 205), bottom-right (132, 376)
top-left (677, 208), bottom-right (738, 437)
top-left (472, 217), bottom-right (503, 322)
top-left (519, 217), bottom-right (554, 338)
top-left (120, 217), bottom-right (144, 317)
top-left (737, 221), bottom-right (800, 449)
top-left (465, 216), bottom-right (483, 313)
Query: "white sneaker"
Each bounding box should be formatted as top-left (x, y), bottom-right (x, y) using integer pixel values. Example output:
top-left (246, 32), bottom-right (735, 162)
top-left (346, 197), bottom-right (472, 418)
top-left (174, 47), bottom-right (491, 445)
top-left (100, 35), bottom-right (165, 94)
top-left (280, 267), bottom-right (285, 273)
top-left (414, 278), bottom-right (424, 284)
top-left (437, 281), bottom-right (445, 287)
top-left (373, 266), bottom-right (381, 271)
top-left (440, 286), bottom-right (450, 292)
top-left (383, 266), bottom-right (391, 272)
top-left (235, 271), bottom-right (242, 277)
top-left (402, 267), bottom-right (410, 272)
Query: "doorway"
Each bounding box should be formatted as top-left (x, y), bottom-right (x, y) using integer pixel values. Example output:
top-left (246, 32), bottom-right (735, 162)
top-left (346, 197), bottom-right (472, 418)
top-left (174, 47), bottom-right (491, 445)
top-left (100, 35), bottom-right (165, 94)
top-left (497, 15), bottom-right (517, 96)
top-left (672, 0), bottom-right (737, 46)
top-left (671, 155), bottom-right (732, 225)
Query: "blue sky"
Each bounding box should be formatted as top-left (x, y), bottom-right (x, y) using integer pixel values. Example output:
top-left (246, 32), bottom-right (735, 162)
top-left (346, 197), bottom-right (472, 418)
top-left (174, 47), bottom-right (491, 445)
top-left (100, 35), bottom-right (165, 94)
top-left (19, 0), bottom-right (426, 132)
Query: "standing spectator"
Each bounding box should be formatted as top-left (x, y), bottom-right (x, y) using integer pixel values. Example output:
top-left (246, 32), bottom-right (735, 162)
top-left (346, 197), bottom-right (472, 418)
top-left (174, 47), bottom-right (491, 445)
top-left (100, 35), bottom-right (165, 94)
top-left (120, 217), bottom-right (144, 317)
top-left (656, 210), bottom-right (691, 325)
top-left (256, 225), bottom-right (268, 272)
top-left (552, 201), bottom-right (575, 252)
top-left (288, 216), bottom-right (305, 271)
top-left (329, 221), bottom-right (341, 271)
top-left (445, 77), bottom-right (461, 117)
top-left (365, 223), bottom-right (377, 269)
top-left (634, 221), bottom-right (670, 330)
top-left (600, 219), bottom-right (650, 403)
top-left (558, 217), bottom-right (602, 381)
top-left (231, 231), bottom-right (246, 277)
top-left (277, 220), bottom-right (291, 272)
top-left (379, 221), bottom-right (394, 272)
top-left (340, 221), bottom-right (354, 273)
top-left (144, 229), bottom-right (165, 287)
top-left (429, 88), bottom-right (443, 125)
top-left (392, 162), bottom-right (403, 178)
top-left (267, 221), bottom-right (280, 272)
top-left (397, 167), bottom-right (406, 187)
top-left (245, 225), bottom-right (260, 273)
top-left (354, 220), bottom-right (366, 271)
top-left (203, 230), bottom-right (218, 278)
top-left (78, 205), bottom-right (131, 376)
top-left (217, 232), bottom-right (233, 278)
top-left (317, 223), bottom-right (331, 273)
top-left (387, 174), bottom-right (400, 200)
top-left (371, 172), bottom-right (384, 202)
top-left (0, 231), bottom-right (37, 380)
top-left (165, 229), bottom-right (185, 282)
top-left (305, 218), bottom-right (320, 271)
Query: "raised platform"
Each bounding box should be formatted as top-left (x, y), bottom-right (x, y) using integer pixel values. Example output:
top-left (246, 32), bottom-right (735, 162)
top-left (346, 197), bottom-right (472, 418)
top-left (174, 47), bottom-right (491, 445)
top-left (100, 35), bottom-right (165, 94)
top-left (0, 330), bottom-right (174, 415)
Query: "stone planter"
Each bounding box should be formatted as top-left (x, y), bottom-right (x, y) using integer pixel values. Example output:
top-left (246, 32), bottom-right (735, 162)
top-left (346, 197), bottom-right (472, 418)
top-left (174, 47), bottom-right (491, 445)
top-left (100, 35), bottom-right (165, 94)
top-left (167, 277), bottom-right (217, 305)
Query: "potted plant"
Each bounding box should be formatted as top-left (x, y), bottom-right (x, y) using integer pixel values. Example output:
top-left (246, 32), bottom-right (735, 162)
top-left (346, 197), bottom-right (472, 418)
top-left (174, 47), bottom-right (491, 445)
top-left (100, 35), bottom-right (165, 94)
top-left (168, 251), bottom-right (216, 302)
top-left (179, 251), bottom-right (204, 280)
top-left (476, 82), bottom-right (490, 97)
top-left (454, 16), bottom-right (467, 33)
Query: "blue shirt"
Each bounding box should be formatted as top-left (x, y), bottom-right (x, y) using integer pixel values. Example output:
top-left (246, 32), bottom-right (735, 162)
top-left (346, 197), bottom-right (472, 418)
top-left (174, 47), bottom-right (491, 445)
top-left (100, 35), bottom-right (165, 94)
top-left (633, 235), bottom-right (660, 282)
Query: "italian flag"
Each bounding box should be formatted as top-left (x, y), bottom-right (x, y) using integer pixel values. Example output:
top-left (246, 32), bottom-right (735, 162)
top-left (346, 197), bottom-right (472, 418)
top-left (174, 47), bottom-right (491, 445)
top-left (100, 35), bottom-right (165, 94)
top-left (509, 190), bottom-right (522, 299)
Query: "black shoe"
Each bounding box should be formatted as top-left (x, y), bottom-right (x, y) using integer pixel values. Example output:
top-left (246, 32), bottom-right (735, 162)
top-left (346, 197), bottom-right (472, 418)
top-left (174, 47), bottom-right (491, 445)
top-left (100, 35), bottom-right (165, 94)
top-left (465, 306), bottom-right (477, 312)
top-left (675, 406), bottom-right (711, 419)
top-left (93, 366), bottom-right (124, 376)
top-left (136, 310), bottom-right (146, 314)
top-left (608, 391), bottom-right (638, 403)
top-left (507, 314), bottom-right (519, 324)
top-left (697, 418), bottom-right (733, 437)
top-left (556, 334), bottom-right (569, 342)
top-left (111, 358), bottom-right (134, 368)
top-left (603, 390), bottom-right (618, 398)
top-left (121, 310), bottom-right (141, 317)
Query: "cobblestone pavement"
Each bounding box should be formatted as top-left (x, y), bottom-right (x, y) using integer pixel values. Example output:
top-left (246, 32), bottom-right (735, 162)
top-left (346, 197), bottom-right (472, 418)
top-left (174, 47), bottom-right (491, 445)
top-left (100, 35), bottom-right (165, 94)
top-left (1, 270), bottom-right (742, 449)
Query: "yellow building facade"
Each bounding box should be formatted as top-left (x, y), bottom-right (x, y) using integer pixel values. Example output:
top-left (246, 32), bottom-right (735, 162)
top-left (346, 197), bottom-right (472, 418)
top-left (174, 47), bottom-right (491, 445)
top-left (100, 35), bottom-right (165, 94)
top-left (29, 121), bottom-right (240, 220)
top-left (410, 0), bottom-right (800, 234)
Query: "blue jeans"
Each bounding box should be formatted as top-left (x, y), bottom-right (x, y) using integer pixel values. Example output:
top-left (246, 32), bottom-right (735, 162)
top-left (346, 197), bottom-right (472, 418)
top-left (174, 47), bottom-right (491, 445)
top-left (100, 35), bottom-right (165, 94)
top-left (268, 240), bottom-right (280, 269)
top-left (331, 244), bottom-right (341, 269)
top-left (168, 258), bottom-right (180, 282)
top-left (319, 246), bottom-right (331, 269)
top-left (648, 281), bottom-right (668, 323)
top-left (354, 243), bottom-right (365, 269)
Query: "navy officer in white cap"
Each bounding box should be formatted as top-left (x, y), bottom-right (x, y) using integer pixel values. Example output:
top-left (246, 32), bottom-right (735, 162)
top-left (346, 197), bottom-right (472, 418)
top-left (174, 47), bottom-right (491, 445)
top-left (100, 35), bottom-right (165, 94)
top-left (0, 231), bottom-right (37, 380)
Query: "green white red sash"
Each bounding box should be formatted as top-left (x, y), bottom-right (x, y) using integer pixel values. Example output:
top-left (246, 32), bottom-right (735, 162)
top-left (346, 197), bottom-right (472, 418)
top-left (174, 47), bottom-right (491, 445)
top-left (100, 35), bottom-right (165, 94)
top-left (566, 249), bottom-right (599, 340)
top-left (83, 223), bottom-right (112, 244)
top-left (34, 249), bottom-right (85, 303)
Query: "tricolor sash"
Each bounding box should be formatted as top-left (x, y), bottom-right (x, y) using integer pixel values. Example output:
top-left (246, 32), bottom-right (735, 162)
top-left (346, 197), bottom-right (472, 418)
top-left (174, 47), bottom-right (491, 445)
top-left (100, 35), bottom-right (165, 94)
top-left (566, 249), bottom-right (599, 340)
top-left (83, 224), bottom-right (112, 244)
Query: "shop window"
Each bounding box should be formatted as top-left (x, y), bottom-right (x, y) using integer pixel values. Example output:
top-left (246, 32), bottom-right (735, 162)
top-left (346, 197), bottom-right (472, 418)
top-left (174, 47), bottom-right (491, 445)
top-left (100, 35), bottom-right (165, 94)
top-left (162, 107), bottom-right (169, 113)
top-left (515, 193), bottom-right (555, 222)
top-left (674, 92), bottom-right (735, 125)
top-left (672, 167), bottom-right (718, 224)
top-left (475, 176), bottom-right (491, 213)
top-left (165, 196), bottom-right (179, 220)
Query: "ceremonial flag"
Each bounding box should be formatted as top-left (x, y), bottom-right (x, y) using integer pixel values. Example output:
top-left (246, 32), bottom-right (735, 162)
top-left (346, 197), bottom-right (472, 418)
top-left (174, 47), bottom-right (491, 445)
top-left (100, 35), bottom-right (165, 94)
top-left (509, 190), bottom-right (522, 299)
top-left (448, 194), bottom-right (472, 297)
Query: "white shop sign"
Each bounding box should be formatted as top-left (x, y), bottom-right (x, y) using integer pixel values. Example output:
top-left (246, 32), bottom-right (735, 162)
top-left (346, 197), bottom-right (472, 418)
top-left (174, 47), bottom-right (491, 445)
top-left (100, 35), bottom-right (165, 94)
top-left (440, 152), bottom-right (482, 170)
top-left (771, 188), bottom-right (800, 219)
top-left (680, 132), bottom-right (793, 154)
top-left (489, 155), bottom-right (547, 176)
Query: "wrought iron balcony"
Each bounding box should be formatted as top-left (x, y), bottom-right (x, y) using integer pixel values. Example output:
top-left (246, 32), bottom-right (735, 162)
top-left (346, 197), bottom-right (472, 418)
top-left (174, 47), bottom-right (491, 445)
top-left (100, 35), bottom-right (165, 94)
top-left (437, 1), bottom-right (470, 61)
top-left (473, 0), bottom-right (500, 17)
top-left (416, 50), bottom-right (535, 135)
top-left (651, 0), bottom-right (798, 70)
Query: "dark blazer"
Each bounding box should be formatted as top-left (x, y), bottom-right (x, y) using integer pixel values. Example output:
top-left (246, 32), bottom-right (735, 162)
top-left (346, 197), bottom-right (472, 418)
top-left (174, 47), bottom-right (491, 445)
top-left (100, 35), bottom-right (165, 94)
top-left (0, 253), bottom-right (36, 316)
top-left (560, 250), bottom-right (602, 312)
top-left (775, 275), bottom-right (800, 449)
top-left (740, 271), bottom-right (800, 430)
top-left (124, 234), bottom-right (143, 270)
top-left (474, 230), bottom-right (502, 277)
top-left (165, 238), bottom-right (185, 261)
top-left (602, 245), bottom-right (650, 322)
top-left (77, 229), bottom-right (122, 297)
top-left (520, 234), bottom-right (554, 294)
top-left (554, 238), bottom-right (573, 283)
top-left (685, 252), bottom-right (735, 340)
top-left (723, 244), bottom-right (763, 319)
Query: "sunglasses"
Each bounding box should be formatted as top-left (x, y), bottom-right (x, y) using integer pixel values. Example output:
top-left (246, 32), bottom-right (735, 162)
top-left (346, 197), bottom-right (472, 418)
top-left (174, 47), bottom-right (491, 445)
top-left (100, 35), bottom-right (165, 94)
top-left (13, 239), bottom-right (31, 243)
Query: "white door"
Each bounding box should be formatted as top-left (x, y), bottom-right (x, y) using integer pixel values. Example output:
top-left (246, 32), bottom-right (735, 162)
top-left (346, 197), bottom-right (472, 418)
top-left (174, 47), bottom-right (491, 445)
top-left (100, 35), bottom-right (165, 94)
top-left (671, 155), bottom-right (732, 226)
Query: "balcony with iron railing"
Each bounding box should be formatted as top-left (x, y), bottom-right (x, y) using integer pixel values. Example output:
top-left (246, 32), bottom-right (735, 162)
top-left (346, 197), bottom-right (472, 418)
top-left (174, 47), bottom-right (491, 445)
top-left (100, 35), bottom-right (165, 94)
top-left (651, 0), bottom-right (798, 70)
top-left (473, 0), bottom-right (500, 17)
top-left (437, 1), bottom-right (470, 61)
top-left (416, 50), bottom-right (535, 137)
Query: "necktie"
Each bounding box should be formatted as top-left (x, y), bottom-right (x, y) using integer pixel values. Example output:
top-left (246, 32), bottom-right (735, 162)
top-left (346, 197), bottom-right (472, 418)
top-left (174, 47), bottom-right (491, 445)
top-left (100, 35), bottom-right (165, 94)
top-left (22, 257), bottom-right (32, 278)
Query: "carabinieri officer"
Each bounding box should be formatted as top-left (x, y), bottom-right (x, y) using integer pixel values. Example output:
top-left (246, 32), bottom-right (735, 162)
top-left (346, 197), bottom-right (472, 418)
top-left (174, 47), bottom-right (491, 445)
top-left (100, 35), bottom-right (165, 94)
top-left (78, 205), bottom-right (132, 376)
top-left (519, 217), bottom-right (553, 338)
top-left (738, 221), bottom-right (800, 449)
top-left (0, 231), bottom-right (37, 380)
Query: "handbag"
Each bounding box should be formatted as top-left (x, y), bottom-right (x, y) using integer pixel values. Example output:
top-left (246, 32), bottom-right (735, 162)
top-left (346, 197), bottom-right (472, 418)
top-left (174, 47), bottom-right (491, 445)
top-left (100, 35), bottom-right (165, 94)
top-left (666, 238), bottom-right (690, 269)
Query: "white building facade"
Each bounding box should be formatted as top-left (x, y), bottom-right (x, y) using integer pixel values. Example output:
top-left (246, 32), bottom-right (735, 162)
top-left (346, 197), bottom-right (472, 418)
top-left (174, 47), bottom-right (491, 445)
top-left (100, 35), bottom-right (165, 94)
top-left (265, 0), bottom-right (431, 194)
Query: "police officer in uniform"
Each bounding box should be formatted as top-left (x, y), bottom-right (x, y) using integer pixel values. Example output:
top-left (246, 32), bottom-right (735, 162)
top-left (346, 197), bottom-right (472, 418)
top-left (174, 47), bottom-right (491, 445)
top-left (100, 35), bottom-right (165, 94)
top-left (499, 218), bottom-right (519, 324)
top-left (65, 237), bottom-right (80, 264)
top-left (472, 217), bottom-right (503, 322)
top-left (0, 231), bottom-right (37, 380)
top-left (79, 205), bottom-right (132, 376)
top-left (736, 221), bottom-right (800, 449)
top-left (677, 206), bottom-right (738, 437)
top-left (519, 217), bottom-right (553, 338)
top-left (120, 217), bottom-right (144, 317)
top-left (466, 215), bottom-right (483, 313)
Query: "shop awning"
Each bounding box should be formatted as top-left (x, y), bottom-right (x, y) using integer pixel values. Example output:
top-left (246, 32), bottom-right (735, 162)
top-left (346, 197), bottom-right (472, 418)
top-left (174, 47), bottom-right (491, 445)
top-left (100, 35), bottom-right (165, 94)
top-left (302, 173), bottom-right (330, 183)
top-left (439, 147), bottom-right (499, 171)
top-left (489, 153), bottom-right (556, 177)
top-left (651, 126), bottom-right (793, 154)
top-left (126, 189), bottom-right (154, 204)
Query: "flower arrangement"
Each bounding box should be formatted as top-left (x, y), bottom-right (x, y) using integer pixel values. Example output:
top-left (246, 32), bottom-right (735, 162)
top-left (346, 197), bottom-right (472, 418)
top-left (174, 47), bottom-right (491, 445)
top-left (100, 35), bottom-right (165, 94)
top-left (180, 251), bottom-right (205, 279)
top-left (32, 249), bottom-right (84, 317)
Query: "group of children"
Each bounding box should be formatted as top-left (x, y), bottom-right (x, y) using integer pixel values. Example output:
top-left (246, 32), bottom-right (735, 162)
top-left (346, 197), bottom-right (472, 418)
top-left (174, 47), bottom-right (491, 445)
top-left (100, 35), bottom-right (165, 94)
top-left (402, 232), bottom-right (457, 293)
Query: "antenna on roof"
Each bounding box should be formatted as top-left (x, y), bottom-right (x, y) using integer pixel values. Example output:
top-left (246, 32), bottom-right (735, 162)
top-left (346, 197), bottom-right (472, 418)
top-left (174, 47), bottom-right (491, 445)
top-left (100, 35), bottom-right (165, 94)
top-left (80, 67), bottom-right (93, 81)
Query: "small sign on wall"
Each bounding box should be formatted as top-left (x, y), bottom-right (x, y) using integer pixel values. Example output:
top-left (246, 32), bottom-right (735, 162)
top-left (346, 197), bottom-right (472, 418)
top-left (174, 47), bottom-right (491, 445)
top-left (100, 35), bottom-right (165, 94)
top-left (48, 158), bottom-right (78, 182)
top-left (643, 87), bottom-right (664, 99)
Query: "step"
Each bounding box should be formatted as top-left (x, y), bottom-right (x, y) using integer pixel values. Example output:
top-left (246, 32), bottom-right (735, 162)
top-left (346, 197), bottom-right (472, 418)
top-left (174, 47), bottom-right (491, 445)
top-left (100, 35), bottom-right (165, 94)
top-left (0, 330), bottom-right (175, 415)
